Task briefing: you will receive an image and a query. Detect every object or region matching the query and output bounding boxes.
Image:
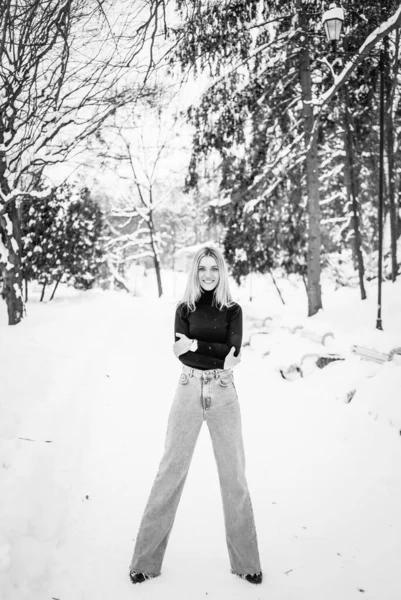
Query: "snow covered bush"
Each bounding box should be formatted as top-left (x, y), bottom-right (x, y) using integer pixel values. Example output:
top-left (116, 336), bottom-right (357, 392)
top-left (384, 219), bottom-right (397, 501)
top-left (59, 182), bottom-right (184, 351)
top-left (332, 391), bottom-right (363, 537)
top-left (21, 184), bottom-right (105, 299)
top-left (62, 187), bottom-right (105, 291)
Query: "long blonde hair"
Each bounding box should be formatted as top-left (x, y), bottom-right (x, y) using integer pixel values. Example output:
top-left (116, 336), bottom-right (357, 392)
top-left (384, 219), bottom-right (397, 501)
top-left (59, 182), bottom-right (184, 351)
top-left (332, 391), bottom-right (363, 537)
top-left (179, 246), bottom-right (234, 311)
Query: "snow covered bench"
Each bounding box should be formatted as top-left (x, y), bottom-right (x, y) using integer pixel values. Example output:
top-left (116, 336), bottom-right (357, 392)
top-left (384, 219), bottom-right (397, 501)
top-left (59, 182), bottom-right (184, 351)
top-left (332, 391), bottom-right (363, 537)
top-left (279, 353), bottom-right (344, 380)
top-left (244, 321), bottom-right (334, 348)
top-left (299, 328), bottom-right (334, 346)
top-left (280, 345), bottom-right (401, 380)
top-left (351, 345), bottom-right (401, 365)
top-left (243, 328), bottom-right (270, 347)
top-left (244, 314), bottom-right (401, 374)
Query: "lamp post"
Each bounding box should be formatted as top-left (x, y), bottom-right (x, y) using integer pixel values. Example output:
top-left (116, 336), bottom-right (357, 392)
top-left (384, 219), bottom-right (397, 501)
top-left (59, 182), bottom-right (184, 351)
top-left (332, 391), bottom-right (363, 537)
top-left (322, 2), bottom-right (384, 330)
top-left (377, 44), bottom-right (384, 330)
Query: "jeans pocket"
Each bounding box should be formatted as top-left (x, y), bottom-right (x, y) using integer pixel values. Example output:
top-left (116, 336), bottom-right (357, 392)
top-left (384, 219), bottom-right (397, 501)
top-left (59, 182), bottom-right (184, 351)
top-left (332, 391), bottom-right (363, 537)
top-left (179, 372), bottom-right (189, 385)
top-left (218, 376), bottom-right (233, 388)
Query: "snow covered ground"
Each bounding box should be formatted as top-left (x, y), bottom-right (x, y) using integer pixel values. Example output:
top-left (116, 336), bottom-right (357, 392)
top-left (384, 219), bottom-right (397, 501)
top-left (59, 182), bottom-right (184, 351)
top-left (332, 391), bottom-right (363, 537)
top-left (0, 272), bottom-right (400, 600)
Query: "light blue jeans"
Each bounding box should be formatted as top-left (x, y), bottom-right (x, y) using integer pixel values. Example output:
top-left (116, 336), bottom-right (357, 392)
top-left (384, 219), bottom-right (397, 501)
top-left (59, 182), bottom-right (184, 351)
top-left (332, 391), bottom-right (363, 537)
top-left (129, 365), bottom-right (261, 578)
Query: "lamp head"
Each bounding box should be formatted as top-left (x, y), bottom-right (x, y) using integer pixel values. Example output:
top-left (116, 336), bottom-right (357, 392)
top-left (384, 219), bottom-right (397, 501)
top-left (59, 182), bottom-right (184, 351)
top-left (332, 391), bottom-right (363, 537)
top-left (322, 3), bottom-right (344, 42)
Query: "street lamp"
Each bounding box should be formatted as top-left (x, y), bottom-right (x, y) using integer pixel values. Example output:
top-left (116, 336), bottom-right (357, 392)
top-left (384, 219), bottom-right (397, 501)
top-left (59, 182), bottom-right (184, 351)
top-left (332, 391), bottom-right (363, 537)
top-left (322, 3), bottom-right (344, 51)
top-left (322, 2), bottom-right (384, 330)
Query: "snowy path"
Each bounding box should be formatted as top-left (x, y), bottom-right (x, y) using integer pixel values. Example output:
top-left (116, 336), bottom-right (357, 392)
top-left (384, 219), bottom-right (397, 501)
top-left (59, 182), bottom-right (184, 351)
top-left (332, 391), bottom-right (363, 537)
top-left (2, 291), bottom-right (401, 600)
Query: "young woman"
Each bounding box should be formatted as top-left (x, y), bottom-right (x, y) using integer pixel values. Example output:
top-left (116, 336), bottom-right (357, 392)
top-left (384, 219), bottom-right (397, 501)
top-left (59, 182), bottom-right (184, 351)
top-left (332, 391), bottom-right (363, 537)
top-left (129, 246), bottom-right (262, 585)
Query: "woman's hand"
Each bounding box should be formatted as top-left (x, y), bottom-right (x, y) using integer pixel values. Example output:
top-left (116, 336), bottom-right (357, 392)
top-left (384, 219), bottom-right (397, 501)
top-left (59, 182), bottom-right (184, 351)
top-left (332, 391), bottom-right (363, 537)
top-left (173, 333), bottom-right (197, 357)
top-left (224, 347), bottom-right (241, 370)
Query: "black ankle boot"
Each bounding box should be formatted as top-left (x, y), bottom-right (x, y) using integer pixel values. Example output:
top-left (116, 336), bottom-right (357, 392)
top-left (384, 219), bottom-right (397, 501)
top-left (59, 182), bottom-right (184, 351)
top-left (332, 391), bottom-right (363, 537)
top-left (129, 570), bottom-right (152, 584)
top-left (236, 571), bottom-right (263, 584)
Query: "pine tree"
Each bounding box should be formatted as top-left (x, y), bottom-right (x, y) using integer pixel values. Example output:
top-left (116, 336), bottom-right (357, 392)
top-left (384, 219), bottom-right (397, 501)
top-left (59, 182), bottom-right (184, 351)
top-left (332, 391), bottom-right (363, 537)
top-left (62, 187), bottom-right (105, 291)
top-left (172, 0), bottom-right (401, 312)
top-left (21, 184), bottom-right (105, 300)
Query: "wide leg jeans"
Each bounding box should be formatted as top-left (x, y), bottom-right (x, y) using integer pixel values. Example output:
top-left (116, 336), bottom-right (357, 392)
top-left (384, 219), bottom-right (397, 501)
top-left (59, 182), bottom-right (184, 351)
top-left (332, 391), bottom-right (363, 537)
top-left (129, 365), bottom-right (261, 578)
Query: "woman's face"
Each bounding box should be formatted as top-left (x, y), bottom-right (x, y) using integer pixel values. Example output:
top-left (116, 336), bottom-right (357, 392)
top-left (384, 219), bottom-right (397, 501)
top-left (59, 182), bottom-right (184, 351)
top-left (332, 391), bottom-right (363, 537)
top-left (198, 255), bottom-right (219, 291)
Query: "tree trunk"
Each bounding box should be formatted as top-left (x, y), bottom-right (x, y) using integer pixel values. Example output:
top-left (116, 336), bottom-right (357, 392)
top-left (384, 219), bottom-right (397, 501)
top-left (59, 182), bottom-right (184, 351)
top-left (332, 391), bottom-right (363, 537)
top-left (0, 111), bottom-right (24, 325)
top-left (25, 278), bottom-right (28, 302)
top-left (148, 211), bottom-right (163, 298)
top-left (398, 178), bottom-right (401, 238)
top-left (386, 117), bottom-right (397, 280)
top-left (0, 201), bottom-right (25, 325)
top-left (342, 84), bottom-right (367, 300)
top-left (269, 269), bottom-right (285, 305)
top-left (49, 273), bottom-right (62, 301)
top-left (297, 1), bottom-right (322, 316)
top-left (40, 282), bottom-right (47, 302)
top-left (302, 273), bottom-right (308, 295)
top-left (385, 32), bottom-right (399, 281)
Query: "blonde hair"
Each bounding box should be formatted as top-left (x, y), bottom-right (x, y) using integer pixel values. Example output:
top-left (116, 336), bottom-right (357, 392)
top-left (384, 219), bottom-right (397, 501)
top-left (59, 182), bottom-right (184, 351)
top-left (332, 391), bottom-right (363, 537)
top-left (179, 246), bottom-right (234, 312)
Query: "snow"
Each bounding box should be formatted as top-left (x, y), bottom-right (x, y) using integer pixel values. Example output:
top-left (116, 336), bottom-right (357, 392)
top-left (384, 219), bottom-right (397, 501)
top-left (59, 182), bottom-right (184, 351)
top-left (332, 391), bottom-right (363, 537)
top-left (0, 187), bottom-right (52, 205)
top-left (2, 215), bottom-right (13, 236)
top-left (208, 197), bottom-right (232, 207)
top-left (10, 239), bottom-right (18, 255)
top-left (0, 239), bottom-right (8, 264)
top-left (0, 272), bottom-right (401, 599)
top-left (12, 284), bottom-right (22, 300)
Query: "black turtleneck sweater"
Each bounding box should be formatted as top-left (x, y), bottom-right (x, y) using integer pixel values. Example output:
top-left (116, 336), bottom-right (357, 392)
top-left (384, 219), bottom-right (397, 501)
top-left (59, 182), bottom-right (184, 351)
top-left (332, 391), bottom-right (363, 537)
top-left (174, 289), bottom-right (242, 370)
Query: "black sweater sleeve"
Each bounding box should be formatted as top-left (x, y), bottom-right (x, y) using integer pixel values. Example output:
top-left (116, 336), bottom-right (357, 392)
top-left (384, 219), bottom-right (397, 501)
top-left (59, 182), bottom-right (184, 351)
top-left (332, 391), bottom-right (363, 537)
top-left (196, 304), bottom-right (243, 358)
top-left (174, 304), bottom-right (190, 341)
top-left (174, 306), bottom-right (225, 368)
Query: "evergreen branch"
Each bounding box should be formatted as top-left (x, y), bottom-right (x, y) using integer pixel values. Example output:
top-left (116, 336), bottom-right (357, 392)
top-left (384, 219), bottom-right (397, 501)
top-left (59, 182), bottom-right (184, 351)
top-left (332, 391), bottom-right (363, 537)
top-left (316, 4), bottom-right (401, 110)
top-left (200, 32), bottom-right (291, 96)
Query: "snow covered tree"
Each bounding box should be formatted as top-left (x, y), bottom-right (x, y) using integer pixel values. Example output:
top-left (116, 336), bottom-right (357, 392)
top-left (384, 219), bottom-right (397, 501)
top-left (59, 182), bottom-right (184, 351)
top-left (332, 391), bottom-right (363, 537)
top-left (0, 0), bottom-right (167, 324)
top-left (171, 0), bottom-right (328, 313)
top-left (21, 183), bottom-right (105, 300)
top-left (92, 93), bottom-right (194, 297)
top-left (314, 1), bottom-right (401, 291)
top-left (214, 165), bottom-right (307, 284)
top-left (172, 0), bottom-right (401, 315)
top-left (62, 187), bottom-right (105, 292)
top-left (316, 2), bottom-right (401, 278)
top-left (21, 187), bottom-right (64, 301)
top-left (154, 189), bottom-right (214, 268)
